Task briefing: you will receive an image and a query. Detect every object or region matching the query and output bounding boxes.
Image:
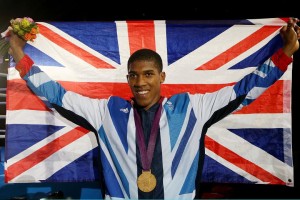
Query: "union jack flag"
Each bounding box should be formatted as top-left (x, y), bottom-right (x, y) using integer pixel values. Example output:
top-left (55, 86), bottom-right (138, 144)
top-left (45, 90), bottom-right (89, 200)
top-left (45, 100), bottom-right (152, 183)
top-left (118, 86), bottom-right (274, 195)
top-left (5, 18), bottom-right (294, 186)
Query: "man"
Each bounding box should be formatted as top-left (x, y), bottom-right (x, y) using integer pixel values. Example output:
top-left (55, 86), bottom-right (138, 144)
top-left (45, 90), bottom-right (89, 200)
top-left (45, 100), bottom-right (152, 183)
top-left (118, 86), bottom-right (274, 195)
top-left (8, 18), bottom-right (300, 199)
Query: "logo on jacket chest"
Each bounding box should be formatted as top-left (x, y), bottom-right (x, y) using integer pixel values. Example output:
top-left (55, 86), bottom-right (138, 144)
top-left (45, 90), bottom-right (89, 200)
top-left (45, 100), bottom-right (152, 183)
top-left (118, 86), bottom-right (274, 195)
top-left (120, 107), bottom-right (129, 113)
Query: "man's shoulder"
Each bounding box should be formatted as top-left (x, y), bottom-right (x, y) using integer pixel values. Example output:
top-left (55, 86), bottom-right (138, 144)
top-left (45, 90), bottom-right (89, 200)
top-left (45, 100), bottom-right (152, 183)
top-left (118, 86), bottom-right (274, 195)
top-left (167, 92), bottom-right (190, 102)
top-left (107, 96), bottom-right (131, 106)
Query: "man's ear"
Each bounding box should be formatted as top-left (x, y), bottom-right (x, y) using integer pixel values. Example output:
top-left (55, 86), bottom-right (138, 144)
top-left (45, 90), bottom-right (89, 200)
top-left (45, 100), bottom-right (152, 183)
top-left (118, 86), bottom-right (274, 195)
top-left (160, 72), bottom-right (166, 83)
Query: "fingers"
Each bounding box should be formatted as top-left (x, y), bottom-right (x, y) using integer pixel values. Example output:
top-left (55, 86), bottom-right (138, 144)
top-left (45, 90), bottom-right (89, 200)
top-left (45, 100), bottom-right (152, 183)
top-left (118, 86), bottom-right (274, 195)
top-left (289, 17), bottom-right (299, 23)
top-left (287, 17), bottom-right (299, 28)
top-left (290, 18), bottom-right (300, 39)
top-left (285, 17), bottom-right (300, 38)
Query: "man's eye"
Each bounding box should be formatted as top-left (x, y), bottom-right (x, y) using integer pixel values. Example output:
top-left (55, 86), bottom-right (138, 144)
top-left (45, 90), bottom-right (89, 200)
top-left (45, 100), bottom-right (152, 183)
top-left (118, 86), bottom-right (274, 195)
top-left (145, 73), bottom-right (153, 77)
top-left (128, 74), bottom-right (137, 78)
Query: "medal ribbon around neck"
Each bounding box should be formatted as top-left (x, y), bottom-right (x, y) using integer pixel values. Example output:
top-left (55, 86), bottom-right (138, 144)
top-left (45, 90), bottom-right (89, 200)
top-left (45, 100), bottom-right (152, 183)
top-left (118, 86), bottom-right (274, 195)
top-left (133, 97), bottom-right (163, 192)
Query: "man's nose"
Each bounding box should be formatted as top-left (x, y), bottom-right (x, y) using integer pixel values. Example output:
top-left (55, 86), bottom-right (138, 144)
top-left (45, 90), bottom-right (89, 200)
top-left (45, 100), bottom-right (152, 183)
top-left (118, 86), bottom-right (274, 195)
top-left (135, 75), bottom-right (146, 86)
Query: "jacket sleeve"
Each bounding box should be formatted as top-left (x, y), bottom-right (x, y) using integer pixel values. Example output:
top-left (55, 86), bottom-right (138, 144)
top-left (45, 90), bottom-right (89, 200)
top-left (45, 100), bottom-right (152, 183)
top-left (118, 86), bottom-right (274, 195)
top-left (190, 48), bottom-right (292, 126)
top-left (15, 55), bottom-right (107, 133)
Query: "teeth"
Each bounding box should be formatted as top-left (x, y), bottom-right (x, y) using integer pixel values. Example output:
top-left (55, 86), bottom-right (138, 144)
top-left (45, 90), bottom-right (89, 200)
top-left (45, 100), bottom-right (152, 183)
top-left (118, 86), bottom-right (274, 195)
top-left (138, 91), bottom-right (148, 94)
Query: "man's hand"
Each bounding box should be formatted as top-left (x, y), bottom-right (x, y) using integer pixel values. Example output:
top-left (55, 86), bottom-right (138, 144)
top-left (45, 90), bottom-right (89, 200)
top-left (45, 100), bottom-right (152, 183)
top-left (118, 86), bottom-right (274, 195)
top-left (281, 17), bottom-right (300, 57)
top-left (8, 30), bottom-right (27, 63)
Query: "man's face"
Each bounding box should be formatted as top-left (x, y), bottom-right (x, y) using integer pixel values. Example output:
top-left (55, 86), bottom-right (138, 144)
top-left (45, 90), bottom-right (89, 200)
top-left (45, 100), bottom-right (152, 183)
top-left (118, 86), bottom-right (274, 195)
top-left (127, 60), bottom-right (165, 110)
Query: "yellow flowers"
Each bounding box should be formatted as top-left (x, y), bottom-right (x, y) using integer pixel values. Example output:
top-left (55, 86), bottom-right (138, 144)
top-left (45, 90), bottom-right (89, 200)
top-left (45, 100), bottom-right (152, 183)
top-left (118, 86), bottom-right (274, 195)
top-left (0, 17), bottom-right (39, 58)
top-left (10, 17), bottom-right (39, 42)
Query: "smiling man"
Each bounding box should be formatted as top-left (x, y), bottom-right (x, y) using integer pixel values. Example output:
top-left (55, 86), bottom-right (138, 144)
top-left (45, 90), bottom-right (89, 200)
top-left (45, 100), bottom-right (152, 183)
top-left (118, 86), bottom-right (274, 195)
top-left (127, 49), bottom-right (165, 110)
top-left (7, 18), bottom-right (300, 199)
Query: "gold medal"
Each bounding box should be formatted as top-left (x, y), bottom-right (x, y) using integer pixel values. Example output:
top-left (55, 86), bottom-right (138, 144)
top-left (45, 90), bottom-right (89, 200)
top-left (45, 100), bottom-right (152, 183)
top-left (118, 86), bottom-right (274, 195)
top-left (137, 170), bottom-right (157, 192)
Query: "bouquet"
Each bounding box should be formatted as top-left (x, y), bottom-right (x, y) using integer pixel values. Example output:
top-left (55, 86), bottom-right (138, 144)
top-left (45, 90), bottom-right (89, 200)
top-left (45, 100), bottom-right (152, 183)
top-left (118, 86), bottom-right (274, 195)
top-left (0, 17), bottom-right (39, 58)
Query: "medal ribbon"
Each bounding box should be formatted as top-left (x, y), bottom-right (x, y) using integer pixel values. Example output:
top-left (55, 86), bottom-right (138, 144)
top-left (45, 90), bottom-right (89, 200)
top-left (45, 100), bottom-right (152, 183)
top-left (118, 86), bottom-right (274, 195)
top-left (133, 97), bottom-right (163, 171)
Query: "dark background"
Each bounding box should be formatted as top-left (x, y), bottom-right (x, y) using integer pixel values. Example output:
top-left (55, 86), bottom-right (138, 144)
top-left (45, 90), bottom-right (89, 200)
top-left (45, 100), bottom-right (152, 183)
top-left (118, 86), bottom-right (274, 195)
top-left (0, 0), bottom-right (299, 198)
top-left (0, 0), bottom-right (300, 23)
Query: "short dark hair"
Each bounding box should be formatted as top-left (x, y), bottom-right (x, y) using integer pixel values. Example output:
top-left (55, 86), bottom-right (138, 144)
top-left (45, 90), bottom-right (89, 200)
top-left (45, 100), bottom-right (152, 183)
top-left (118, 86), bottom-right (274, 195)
top-left (127, 48), bottom-right (163, 72)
